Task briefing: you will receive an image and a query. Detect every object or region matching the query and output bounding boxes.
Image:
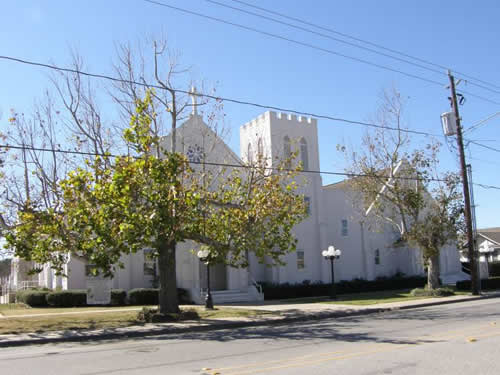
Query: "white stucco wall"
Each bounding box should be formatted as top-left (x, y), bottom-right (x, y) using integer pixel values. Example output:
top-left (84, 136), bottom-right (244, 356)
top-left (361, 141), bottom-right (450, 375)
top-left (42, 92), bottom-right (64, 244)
top-left (241, 111), bottom-right (324, 284)
top-left (17, 110), bottom-right (463, 296)
top-left (319, 185), bottom-right (414, 282)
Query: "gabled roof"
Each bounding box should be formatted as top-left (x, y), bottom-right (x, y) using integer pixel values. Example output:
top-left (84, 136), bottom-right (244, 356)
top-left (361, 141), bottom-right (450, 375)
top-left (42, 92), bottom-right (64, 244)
top-left (477, 228), bottom-right (500, 246)
top-left (323, 161), bottom-right (407, 218)
top-left (323, 179), bottom-right (352, 190)
top-left (160, 114), bottom-right (242, 165)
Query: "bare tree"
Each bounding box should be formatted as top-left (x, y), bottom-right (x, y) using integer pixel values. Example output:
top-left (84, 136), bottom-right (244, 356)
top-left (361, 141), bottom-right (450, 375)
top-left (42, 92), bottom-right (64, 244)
top-left (0, 52), bottom-right (115, 261)
top-left (109, 38), bottom-right (225, 154)
top-left (50, 51), bottom-right (116, 168)
top-left (340, 88), bottom-right (463, 289)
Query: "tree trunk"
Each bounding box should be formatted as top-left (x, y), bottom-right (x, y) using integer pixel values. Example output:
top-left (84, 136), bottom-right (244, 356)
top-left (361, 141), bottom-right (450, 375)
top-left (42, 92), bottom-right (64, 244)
top-left (427, 254), bottom-right (440, 290)
top-left (157, 239), bottom-right (180, 314)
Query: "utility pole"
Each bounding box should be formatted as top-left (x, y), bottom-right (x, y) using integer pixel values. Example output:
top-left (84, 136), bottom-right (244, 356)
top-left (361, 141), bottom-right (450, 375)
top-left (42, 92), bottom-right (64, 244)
top-left (467, 164), bottom-right (481, 293)
top-left (448, 70), bottom-right (479, 295)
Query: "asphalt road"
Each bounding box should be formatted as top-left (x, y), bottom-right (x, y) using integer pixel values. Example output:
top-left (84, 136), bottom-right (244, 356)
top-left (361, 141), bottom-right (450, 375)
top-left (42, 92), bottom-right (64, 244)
top-left (1, 298), bottom-right (499, 375)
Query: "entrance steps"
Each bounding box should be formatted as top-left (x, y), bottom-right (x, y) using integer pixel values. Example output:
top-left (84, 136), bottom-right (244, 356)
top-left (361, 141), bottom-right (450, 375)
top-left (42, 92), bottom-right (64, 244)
top-left (211, 290), bottom-right (254, 304)
top-left (441, 271), bottom-right (470, 285)
top-left (192, 286), bottom-right (264, 304)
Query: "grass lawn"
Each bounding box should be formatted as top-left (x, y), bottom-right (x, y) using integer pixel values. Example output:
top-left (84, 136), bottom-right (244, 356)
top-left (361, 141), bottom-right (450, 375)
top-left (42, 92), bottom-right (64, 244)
top-left (0, 304), bottom-right (147, 316)
top-left (264, 288), bottom-right (470, 306)
top-left (197, 307), bottom-right (275, 319)
top-left (0, 310), bottom-right (140, 335)
top-left (0, 304), bottom-right (275, 335)
top-left (320, 288), bottom-right (470, 306)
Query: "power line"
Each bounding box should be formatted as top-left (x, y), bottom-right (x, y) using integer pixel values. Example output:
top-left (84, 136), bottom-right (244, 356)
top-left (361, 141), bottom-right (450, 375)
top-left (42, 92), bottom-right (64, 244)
top-left (229, 0), bottom-right (500, 92)
top-left (207, 1), bottom-right (448, 77)
top-left (4, 51), bottom-right (499, 169)
top-left (3, 143), bottom-right (499, 190)
top-left (142, 0), bottom-right (446, 88)
top-left (467, 140), bottom-right (500, 153)
top-left (467, 155), bottom-right (500, 167)
top-left (473, 183), bottom-right (500, 191)
top-left (141, 0), bottom-right (500, 106)
top-left (464, 111), bottom-right (500, 134)
top-left (208, 0), bottom-right (500, 96)
top-left (2, 53), bottom-right (498, 161)
top-left (458, 90), bottom-right (500, 106)
top-left (0, 54), bottom-right (445, 138)
top-left (0, 143), bottom-right (454, 183)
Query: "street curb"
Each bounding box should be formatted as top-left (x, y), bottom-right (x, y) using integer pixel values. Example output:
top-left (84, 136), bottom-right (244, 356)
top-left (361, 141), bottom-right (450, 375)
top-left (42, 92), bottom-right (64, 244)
top-left (1, 293), bottom-right (499, 348)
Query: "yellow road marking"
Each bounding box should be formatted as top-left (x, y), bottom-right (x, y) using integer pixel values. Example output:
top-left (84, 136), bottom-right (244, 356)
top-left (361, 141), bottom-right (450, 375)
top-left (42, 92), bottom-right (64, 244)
top-left (412, 322), bottom-right (499, 342)
top-left (205, 349), bottom-right (347, 373)
top-left (221, 344), bottom-right (410, 375)
top-left (207, 321), bottom-right (500, 375)
top-left (466, 330), bottom-right (500, 341)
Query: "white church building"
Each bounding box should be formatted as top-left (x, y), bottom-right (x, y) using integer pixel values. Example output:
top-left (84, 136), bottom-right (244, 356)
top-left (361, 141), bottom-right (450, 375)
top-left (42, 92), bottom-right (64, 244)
top-left (6, 108), bottom-right (466, 304)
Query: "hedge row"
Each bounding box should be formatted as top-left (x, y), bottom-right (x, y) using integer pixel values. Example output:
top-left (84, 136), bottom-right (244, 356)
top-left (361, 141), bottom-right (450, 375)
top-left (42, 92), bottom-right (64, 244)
top-left (45, 290), bottom-right (87, 307)
top-left (456, 277), bottom-right (500, 291)
top-left (488, 263), bottom-right (500, 277)
top-left (128, 288), bottom-right (159, 305)
top-left (16, 288), bottom-right (190, 307)
top-left (16, 289), bottom-right (50, 307)
top-left (261, 275), bottom-right (427, 300)
top-left (128, 288), bottom-right (192, 305)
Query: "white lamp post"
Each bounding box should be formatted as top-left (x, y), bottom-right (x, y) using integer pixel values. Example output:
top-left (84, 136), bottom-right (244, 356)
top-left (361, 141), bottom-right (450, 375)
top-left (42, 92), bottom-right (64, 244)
top-left (197, 248), bottom-right (214, 309)
top-left (322, 245), bottom-right (342, 299)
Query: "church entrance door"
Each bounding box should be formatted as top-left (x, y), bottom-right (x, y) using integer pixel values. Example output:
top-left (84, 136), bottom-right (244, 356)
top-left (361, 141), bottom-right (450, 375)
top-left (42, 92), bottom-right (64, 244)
top-left (199, 262), bottom-right (227, 291)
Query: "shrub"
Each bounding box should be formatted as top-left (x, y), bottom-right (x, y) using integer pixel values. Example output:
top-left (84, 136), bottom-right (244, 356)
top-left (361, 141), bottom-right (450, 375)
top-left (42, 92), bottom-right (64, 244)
top-left (137, 306), bottom-right (157, 322)
top-left (410, 287), bottom-right (455, 297)
top-left (488, 263), bottom-right (500, 277)
top-left (128, 288), bottom-right (159, 305)
top-left (177, 288), bottom-right (192, 304)
top-left (110, 289), bottom-right (127, 306)
top-left (456, 277), bottom-right (500, 291)
top-left (128, 288), bottom-right (192, 305)
top-left (16, 289), bottom-right (49, 307)
top-left (136, 307), bottom-right (199, 323)
top-left (46, 290), bottom-right (87, 307)
top-left (261, 274), bottom-right (427, 300)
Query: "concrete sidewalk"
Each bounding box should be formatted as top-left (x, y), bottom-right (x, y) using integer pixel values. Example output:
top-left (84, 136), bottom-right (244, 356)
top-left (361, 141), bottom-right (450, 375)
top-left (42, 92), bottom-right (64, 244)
top-left (1, 292), bottom-right (499, 348)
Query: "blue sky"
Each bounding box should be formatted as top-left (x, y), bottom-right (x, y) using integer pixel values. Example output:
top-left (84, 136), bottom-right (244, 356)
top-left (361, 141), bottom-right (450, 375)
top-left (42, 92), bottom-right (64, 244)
top-left (1, 0), bottom-right (500, 228)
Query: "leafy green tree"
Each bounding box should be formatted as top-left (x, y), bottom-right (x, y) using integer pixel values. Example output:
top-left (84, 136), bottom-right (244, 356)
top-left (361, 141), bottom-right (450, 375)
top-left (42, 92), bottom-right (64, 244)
top-left (7, 91), bottom-right (307, 313)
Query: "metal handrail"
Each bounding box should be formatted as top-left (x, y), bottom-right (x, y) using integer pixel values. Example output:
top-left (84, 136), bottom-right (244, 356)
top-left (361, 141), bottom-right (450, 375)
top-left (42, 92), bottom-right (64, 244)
top-left (249, 275), bottom-right (263, 295)
top-left (19, 281), bottom-right (39, 290)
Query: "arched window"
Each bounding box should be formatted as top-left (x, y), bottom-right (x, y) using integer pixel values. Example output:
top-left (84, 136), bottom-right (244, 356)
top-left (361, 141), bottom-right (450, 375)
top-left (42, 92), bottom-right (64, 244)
top-left (247, 143), bottom-right (253, 164)
top-left (283, 136), bottom-right (291, 168)
top-left (300, 138), bottom-right (308, 170)
top-left (257, 138), bottom-right (263, 158)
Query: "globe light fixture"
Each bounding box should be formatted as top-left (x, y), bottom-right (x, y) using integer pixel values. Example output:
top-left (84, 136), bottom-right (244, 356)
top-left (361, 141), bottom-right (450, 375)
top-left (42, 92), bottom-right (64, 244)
top-left (322, 245), bottom-right (341, 299)
top-left (197, 248), bottom-right (210, 260)
top-left (196, 248), bottom-right (214, 309)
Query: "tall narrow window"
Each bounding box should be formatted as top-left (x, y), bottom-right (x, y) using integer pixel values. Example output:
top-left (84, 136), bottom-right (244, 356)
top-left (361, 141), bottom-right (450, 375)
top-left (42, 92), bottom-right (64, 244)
top-left (257, 138), bottom-right (263, 157)
top-left (247, 143), bottom-right (253, 164)
top-left (297, 250), bottom-right (305, 269)
top-left (283, 136), bottom-right (291, 168)
top-left (143, 248), bottom-right (156, 276)
top-left (374, 249), bottom-right (380, 265)
top-left (304, 196), bottom-right (311, 215)
top-left (341, 219), bottom-right (348, 236)
top-left (300, 138), bottom-right (308, 170)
